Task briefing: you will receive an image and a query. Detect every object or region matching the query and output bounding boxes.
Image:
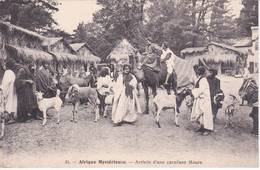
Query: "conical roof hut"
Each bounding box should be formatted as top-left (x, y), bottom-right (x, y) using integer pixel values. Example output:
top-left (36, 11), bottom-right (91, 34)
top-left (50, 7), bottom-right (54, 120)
top-left (106, 39), bottom-right (137, 62)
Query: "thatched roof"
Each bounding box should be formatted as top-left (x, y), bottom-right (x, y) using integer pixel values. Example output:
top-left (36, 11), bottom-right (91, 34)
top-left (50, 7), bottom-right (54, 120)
top-left (42, 37), bottom-right (63, 46)
top-left (70, 43), bottom-right (85, 51)
top-left (48, 52), bottom-right (80, 62)
top-left (182, 42), bottom-right (248, 63)
top-left (200, 54), bottom-right (237, 63)
top-left (43, 37), bottom-right (77, 54)
top-left (181, 47), bottom-right (208, 55)
top-left (200, 43), bottom-right (247, 63)
top-left (0, 20), bottom-right (45, 42)
top-left (208, 42), bottom-right (247, 56)
top-left (4, 44), bottom-right (53, 62)
top-left (83, 54), bottom-right (101, 62)
top-left (48, 52), bottom-right (100, 63)
top-left (107, 39), bottom-right (136, 61)
top-left (69, 42), bottom-right (101, 63)
top-left (233, 38), bottom-right (252, 47)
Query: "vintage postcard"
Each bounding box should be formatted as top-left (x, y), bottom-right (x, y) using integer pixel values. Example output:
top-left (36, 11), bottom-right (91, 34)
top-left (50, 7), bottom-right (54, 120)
top-left (0, 0), bottom-right (258, 168)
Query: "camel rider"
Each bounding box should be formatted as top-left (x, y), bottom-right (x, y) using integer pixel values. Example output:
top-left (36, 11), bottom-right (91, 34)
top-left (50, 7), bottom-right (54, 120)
top-left (144, 38), bottom-right (162, 72)
top-left (160, 44), bottom-right (175, 86)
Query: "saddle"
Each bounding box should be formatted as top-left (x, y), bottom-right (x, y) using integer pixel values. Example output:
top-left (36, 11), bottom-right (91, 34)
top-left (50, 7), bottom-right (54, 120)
top-left (144, 54), bottom-right (161, 73)
top-left (239, 79), bottom-right (258, 105)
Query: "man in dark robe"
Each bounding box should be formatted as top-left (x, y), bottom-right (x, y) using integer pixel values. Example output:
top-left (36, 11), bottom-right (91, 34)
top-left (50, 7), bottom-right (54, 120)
top-left (14, 59), bottom-right (38, 122)
top-left (250, 102), bottom-right (258, 136)
top-left (207, 68), bottom-right (221, 121)
top-left (35, 61), bottom-right (56, 98)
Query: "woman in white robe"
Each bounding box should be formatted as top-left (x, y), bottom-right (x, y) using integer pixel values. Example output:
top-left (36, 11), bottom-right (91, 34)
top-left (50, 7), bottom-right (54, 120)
top-left (1, 59), bottom-right (17, 122)
top-left (190, 66), bottom-right (213, 135)
top-left (112, 64), bottom-right (141, 126)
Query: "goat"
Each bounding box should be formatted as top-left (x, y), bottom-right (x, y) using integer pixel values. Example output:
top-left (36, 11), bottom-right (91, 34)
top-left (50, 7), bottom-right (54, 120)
top-left (224, 94), bottom-right (240, 128)
top-left (153, 88), bottom-right (192, 128)
top-left (35, 89), bottom-right (63, 126)
top-left (65, 84), bottom-right (99, 122)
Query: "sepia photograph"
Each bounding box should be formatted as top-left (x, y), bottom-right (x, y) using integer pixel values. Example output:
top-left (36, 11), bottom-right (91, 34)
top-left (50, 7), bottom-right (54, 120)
top-left (0, 0), bottom-right (258, 168)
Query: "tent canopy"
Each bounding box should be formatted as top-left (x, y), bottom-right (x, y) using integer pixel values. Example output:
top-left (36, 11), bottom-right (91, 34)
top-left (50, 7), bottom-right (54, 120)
top-left (171, 51), bottom-right (198, 88)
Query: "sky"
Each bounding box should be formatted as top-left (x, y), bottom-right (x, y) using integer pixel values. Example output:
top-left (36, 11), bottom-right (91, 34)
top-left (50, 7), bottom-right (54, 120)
top-left (53, 0), bottom-right (101, 34)
top-left (53, 0), bottom-right (243, 34)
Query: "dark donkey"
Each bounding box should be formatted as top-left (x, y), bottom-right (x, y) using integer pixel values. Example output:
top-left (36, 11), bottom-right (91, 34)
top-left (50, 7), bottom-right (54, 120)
top-left (133, 55), bottom-right (177, 115)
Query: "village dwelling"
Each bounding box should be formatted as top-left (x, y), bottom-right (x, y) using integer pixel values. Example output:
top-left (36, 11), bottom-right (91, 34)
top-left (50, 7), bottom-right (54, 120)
top-left (181, 42), bottom-right (247, 76)
top-left (233, 26), bottom-right (258, 74)
top-left (70, 42), bottom-right (101, 73)
top-left (0, 20), bottom-right (53, 82)
top-left (42, 37), bottom-right (84, 76)
top-left (106, 39), bottom-right (140, 65)
top-left (0, 20), bottom-right (99, 81)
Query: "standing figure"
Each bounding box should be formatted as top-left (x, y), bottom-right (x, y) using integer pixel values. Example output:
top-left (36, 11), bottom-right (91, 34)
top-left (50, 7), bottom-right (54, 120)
top-left (112, 64), bottom-right (141, 126)
top-left (14, 59), bottom-right (38, 122)
top-left (190, 66), bottom-right (213, 135)
top-left (250, 102), bottom-right (258, 136)
top-left (1, 58), bottom-right (17, 123)
top-left (160, 44), bottom-right (175, 87)
top-left (207, 68), bottom-right (221, 120)
top-left (189, 64), bottom-right (199, 88)
top-left (96, 67), bottom-right (113, 116)
top-left (36, 61), bottom-right (56, 98)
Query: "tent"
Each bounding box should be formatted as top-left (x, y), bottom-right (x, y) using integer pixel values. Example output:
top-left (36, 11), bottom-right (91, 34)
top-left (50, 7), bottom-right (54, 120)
top-left (171, 51), bottom-right (198, 89)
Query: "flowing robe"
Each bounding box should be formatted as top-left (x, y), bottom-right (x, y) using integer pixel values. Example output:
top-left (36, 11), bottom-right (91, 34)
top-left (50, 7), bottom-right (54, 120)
top-left (1, 70), bottom-right (17, 115)
top-left (15, 65), bottom-right (38, 121)
top-left (112, 73), bottom-right (141, 124)
top-left (190, 77), bottom-right (213, 131)
top-left (36, 67), bottom-right (56, 98)
top-left (207, 76), bottom-right (221, 116)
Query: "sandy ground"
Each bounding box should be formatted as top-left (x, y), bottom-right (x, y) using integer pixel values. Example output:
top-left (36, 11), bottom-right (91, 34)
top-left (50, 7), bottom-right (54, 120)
top-left (0, 76), bottom-right (258, 168)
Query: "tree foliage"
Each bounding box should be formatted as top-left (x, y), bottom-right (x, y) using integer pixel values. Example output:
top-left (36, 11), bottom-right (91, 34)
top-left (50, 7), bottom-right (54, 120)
top-left (72, 0), bottom-right (250, 57)
top-left (237, 0), bottom-right (258, 37)
top-left (0, 0), bottom-right (59, 32)
top-left (209, 0), bottom-right (238, 42)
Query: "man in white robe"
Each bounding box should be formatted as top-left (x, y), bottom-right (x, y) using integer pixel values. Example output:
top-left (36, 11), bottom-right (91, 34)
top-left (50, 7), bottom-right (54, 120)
top-left (112, 64), bottom-right (141, 126)
top-left (160, 44), bottom-right (175, 86)
top-left (190, 66), bottom-right (213, 135)
top-left (1, 59), bottom-right (17, 123)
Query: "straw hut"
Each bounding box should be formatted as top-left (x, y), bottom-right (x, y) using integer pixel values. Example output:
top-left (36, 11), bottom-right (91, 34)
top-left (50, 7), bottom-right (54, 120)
top-left (42, 37), bottom-right (76, 54)
top-left (0, 20), bottom-right (48, 63)
top-left (42, 37), bottom-right (78, 74)
top-left (0, 20), bottom-right (51, 81)
top-left (70, 42), bottom-right (101, 72)
top-left (233, 27), bottom-right (258, 74)
top-left (0, 20), bottom-right (89, 78)
top-left (70, 42), bottom-right (101, 63)
top-left (0, 20), bottom-right (45, 50)
top-left (181, 42), bottom-right (247, 75)
top-left (106, 39), bottom-right (139, 65)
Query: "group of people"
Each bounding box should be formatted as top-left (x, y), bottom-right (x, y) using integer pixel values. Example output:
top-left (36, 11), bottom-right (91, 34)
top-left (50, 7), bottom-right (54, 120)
top-left (0, 43), bottom-right (258, 135)
top-left (96, 64), bottom-right (141, 127)
top-left (0, 56), bottom-right (140, 127)
top-left (190, 65), bottom-right (258, 136)
top-left (189, 66), bottom-right (222, 135)
top-left (1, 58), bottom-right (56, 123)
